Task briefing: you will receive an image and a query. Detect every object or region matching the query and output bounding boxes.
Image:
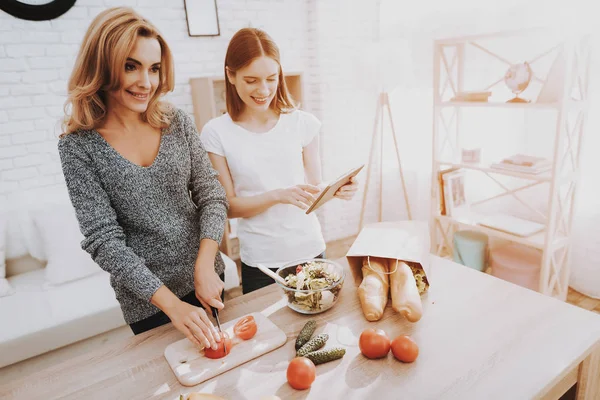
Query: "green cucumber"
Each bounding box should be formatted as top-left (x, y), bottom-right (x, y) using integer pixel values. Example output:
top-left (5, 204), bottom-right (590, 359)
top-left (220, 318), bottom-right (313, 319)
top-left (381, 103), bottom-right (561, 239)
top-left (295, 320), bottom-right (317, 350)
top-left (304, 347), bottom-right (346, 365)
top-left (296, 333), bottom-right (329, 356)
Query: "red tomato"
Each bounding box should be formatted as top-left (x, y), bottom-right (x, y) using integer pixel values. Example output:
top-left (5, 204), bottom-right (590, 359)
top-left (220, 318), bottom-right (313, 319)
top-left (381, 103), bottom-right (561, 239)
top-left (296, 265), bottom-right (303, 274)
top-left (286, 357), bottom-right (316, 390)
top-left (391, 335), bottom-right (419, 363)
top-left (204, 332), bottom-right (232, 359)
top-left (359, 328), bottom-right (391, 359)
top-left (233, 315), bottom-right (258, 340)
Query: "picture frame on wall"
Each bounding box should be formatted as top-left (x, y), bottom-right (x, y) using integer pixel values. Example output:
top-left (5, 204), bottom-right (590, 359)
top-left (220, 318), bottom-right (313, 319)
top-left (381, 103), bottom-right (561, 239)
top-left (184, 0), bottom-right (220, 37)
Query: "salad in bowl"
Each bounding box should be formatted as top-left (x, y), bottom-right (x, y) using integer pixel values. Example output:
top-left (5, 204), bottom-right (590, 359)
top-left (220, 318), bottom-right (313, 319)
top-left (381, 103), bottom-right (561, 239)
top-left (275, 258), bottom-right (345, 314)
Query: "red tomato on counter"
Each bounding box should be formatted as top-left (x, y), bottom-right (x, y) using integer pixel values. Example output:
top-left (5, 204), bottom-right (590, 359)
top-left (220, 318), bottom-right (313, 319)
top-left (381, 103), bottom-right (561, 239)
top-left (359, 328), bottom-right (391, 359)
top-left (287, 357), bottom-right (316, 390)
top-left (391, 335), bottom-right (419, 363)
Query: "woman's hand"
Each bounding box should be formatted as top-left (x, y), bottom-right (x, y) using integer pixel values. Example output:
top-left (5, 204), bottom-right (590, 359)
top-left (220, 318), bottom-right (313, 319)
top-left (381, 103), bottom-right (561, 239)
top-left (151, 284), bottom-right (220, 349)
top-left (334, 176), bottom-right (359, 200)
top-left (194, 266), bottom-right (225, 312)
top-left (276, 184), bottom-right (320, 210)
top-left (166, 300), bottom-right (220, 350)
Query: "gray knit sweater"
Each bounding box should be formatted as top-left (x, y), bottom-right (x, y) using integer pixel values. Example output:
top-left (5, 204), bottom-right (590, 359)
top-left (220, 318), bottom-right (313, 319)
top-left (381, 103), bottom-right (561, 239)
top-left (58, 108), bottom-right (229, 324)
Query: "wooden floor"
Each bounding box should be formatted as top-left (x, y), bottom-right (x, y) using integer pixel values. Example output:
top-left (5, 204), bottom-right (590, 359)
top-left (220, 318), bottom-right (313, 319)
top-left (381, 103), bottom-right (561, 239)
top-left (566, 287), bottom-right (600, 315)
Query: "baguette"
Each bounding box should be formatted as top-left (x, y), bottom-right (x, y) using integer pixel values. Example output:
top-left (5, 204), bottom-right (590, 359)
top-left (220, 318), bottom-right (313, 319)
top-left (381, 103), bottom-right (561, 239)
top-left (357, 256), bottom-right (389, 321)
top-left (389, 260), bottom-right (423, 322)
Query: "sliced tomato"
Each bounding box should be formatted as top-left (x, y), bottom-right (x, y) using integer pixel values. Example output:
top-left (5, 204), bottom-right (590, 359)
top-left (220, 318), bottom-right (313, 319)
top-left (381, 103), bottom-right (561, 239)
top-left (204, 332), bottom-right (232, 359)
top-left (233, 315), bottom-right (258, 340)
top-left (296, 265), bottom-right (303, 274)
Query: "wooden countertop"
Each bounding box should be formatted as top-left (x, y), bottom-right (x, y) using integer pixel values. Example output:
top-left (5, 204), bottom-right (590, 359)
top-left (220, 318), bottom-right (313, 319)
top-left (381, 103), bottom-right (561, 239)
top-left (2, 256), bottom-right (600, 400)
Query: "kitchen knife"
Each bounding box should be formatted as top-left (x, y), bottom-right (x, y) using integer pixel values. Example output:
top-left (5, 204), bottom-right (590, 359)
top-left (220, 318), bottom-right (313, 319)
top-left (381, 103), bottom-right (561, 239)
top-left (210, 306), bottom-right (226, 354)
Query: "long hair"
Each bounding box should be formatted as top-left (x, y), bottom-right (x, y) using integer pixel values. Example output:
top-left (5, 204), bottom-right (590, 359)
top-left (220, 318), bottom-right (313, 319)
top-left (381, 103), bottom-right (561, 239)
top-left (224, 28), bottom-right (296, 120)
top-left (61, 7), bottom-right (174, 136)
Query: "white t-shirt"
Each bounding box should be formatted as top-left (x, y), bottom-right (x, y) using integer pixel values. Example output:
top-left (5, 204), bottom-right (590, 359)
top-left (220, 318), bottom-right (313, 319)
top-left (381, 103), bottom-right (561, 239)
top-left (200, 110), bottom-right (326, 268)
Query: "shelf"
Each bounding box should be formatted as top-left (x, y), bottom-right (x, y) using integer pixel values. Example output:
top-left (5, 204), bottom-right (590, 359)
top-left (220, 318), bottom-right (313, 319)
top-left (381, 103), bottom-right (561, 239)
top-left (436, 101), bottom-right (559, 109)
top-left (433, 27), bottom-right (554, 45)
top-left (438, 162), bottom-right (577, 184)
top-left (436, 99), bottom-right (586, 110)
top-left (435, 213), bottom-right (568, 251)
top-left (438, 162), bottom-right (553, 182)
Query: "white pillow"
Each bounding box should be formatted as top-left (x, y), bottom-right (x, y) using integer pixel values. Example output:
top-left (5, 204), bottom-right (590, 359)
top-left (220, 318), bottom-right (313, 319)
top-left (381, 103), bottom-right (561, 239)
top-left (30, 204), bottom-right (102, 285)
top-left (5, 213), bottom-right (30, 259)
top-left (0, 212), bottom-right (6, 278)
top-left (15, 206), bottom-right (46, 261)
top-left (8, 186), bottom-right (73, 261)
top-left (0, 279), bottom-right (15, 298)
top-left (0, 213), bottom-right (15, 297)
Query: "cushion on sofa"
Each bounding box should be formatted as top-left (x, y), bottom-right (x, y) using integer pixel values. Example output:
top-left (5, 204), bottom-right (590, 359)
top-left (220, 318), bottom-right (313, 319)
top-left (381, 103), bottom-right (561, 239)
top-left (30, 204), bottom-right (101, 286)
top-left (0, 279), bottom-right (14, 298)
top-left (0, 213), bottom-right (15, 297)
top-left (5, 186), bottom-right (72, 261)
top-left (0, 212), bottom-right (5, 277)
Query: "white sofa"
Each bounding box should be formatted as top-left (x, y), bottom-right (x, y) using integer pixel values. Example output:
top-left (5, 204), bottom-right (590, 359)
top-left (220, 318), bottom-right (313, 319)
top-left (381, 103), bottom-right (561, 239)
top-left (0, 187), bottom-right (240, 369)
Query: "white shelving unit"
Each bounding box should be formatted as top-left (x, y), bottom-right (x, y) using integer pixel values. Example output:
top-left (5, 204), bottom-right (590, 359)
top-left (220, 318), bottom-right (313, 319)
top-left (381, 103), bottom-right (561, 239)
top-left (430, 28), bottom-right (591, 300)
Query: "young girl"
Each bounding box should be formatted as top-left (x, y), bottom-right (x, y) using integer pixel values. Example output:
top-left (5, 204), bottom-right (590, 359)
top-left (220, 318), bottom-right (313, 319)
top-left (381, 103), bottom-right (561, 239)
top-left (201, 28), bottom-right (358, 294)
top-left (58, 7), bottom-right (228, 351)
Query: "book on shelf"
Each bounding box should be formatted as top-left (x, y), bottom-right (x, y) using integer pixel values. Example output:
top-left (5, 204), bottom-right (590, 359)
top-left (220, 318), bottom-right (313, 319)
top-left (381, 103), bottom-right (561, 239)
top-left (499, 154), bottom-right (550, 167)
top-left (477, 214), bottom-right (545, 237)
top-left (491, 154), bottom-right (551, 174)
top-left (437, 167), bottom-right (462, 216)
top-left (450, 91), bottom-right (492, 102)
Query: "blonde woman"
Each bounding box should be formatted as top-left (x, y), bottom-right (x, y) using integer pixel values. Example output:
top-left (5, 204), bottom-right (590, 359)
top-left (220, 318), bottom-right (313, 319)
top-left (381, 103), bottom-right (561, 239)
top-left (58, 7), bottom-right (228, 350)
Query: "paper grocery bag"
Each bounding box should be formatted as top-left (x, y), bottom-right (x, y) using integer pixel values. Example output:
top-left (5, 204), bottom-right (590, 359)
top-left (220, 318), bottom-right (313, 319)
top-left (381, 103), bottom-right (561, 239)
top-left (346, 220), bottom-right (431, 290)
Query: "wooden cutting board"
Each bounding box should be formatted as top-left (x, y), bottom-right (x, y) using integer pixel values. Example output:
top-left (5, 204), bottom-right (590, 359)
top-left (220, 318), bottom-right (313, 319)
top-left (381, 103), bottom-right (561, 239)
top-left (164, 312), bottom-right (287, 387)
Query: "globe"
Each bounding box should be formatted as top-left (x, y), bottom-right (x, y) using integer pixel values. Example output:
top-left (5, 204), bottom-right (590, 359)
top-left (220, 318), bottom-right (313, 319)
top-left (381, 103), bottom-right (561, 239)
top-left (504, 62), bottom-right (533, 103)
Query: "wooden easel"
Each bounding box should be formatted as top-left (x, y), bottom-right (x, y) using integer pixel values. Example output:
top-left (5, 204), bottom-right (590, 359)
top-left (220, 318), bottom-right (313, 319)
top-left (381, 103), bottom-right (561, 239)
top-left (359, 91), bottom-right (412, 230)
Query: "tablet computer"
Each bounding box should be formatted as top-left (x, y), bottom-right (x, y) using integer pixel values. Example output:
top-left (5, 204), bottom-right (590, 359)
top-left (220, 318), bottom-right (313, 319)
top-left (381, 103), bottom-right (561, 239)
top-left (305, 164), bottom-right (364, 214)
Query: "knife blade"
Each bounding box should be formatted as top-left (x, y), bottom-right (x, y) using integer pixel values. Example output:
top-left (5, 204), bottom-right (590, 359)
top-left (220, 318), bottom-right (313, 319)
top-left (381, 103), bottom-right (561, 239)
top-left (210, 306), bottom-right (226, 354)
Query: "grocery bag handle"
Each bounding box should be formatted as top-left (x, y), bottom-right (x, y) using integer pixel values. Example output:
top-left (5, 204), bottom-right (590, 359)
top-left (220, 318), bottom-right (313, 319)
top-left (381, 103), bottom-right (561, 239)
top-left (366, 255), bottom-right (399, 279)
